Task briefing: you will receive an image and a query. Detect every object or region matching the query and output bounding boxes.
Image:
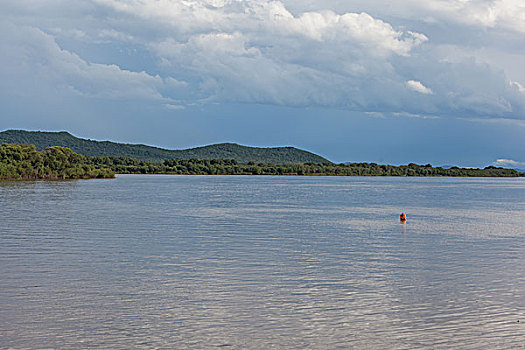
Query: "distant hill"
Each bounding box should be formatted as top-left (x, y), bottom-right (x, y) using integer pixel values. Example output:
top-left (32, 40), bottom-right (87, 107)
top-left (0, 130), bottom-right (329, 164)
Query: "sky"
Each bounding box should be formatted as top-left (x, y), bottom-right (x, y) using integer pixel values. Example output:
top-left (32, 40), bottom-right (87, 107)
top-left (1, 0), bottom-right (525, 167)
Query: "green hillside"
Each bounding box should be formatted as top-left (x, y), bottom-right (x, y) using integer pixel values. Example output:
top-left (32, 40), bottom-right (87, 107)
top-left (0, 130), bottom-right (329, 164)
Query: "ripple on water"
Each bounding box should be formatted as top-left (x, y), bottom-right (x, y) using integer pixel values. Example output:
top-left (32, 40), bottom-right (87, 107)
top-left (0, 176), bottom-right (524, 349)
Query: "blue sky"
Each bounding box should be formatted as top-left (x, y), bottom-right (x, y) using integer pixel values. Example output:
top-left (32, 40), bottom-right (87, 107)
top-left (1, 0), bottom-right (524, 166)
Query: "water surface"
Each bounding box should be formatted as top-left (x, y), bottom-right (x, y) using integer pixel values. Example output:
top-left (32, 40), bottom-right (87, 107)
top-left (1, 175), bottom-right (524, 349)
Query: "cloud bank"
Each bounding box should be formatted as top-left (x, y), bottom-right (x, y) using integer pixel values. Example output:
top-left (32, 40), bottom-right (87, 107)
top-left (1, 0), bottom-right (525, 119)
top-left (492, 158), bottom-right (525, 169)
top-left (400, 0), bottom-right (525, 33)
top-left (285, 0), bottom-right (525, 33)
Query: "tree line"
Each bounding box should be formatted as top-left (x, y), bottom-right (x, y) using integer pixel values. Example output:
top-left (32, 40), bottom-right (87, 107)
top-left (2, 143), bottom-right (522, 180)
top-left (87, 156), bottom-right (523, 177)
top-left (0, 144), bottom-right (114, 180)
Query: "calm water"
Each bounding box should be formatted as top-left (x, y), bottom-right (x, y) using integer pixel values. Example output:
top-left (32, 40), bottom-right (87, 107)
top-left (1, 175), bottom-right (524, 349)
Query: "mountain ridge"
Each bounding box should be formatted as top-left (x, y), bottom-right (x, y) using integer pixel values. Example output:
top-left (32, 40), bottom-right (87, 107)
top-left (0, 130), bottom-right (329, 164)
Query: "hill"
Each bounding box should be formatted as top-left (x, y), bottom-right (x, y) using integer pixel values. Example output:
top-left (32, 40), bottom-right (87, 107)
top-left (0, 130), bottom-right (329, 164)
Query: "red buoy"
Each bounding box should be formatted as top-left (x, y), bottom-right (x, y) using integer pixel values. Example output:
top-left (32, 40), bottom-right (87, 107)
top-left (400, 213), bottom-right (407, 222)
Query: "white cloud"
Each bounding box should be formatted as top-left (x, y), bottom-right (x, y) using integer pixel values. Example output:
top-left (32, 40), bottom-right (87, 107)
top-left (0, 22), bottom-right (184, 101)
top-left (283, 0), bottom-right (525, 33)
top-left (406, 80), bottom-right (433, 94)
top-left (421, 0), bottom-right (525, 33)
top-left (96, 0), bottom-right (426, 56)
top-left (90, 0), bottom-right (434, 109)
top-left (98, 29), bottom-right (135, 42)
top-left (164, 104), bottom-right (186, 110)
top-left (511, 81), bottom-right (525, 93)
top-left (1, 0), bottom-right (525, 118)
top-left (392, 112), bottom-right (439, 119)
top-left (492, 158), bottom-right (525, 168)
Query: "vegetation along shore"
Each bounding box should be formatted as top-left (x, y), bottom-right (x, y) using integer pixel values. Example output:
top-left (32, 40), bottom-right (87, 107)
top-left (1, 142), bottom-right (522, 180)
top-left (0, 144), bottom-right (114, 180)
top-left (88, 156), bottom-right (523, 177)
top-left (1, 130), bottom-right (522, 180)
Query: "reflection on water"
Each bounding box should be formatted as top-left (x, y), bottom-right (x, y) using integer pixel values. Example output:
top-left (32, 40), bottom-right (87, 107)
top-left (1, 175), bottom-right (524, 349)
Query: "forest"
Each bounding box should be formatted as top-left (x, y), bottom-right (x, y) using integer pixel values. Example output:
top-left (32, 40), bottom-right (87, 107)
top-left (2, 143), bottom-right (522, 180)
top-left (0, 144), bottom-right (114, 180)
top-left (0, 130), bottom-right (328, 164)
top-left (87, 156), bottom-right (523, 177)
